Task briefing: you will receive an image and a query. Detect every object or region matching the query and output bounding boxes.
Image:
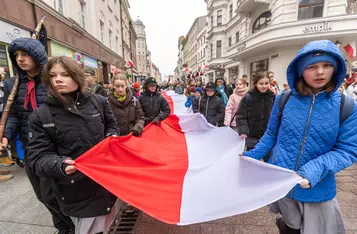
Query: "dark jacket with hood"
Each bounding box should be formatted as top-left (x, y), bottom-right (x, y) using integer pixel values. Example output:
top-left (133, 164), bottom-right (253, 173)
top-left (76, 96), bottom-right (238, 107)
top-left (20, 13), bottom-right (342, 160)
top-left (236, 89), bottom-right (275, 138)
top-left (138, 87), bottom-right (171, 126)
top-left (108, 88), bottom-right (145, 136)
top-left (4, 38), bottom-right (48, 145)
top-left (26, 92), bottom-right (119, 217)
top-left (193, 94), bottom-right (225, 126)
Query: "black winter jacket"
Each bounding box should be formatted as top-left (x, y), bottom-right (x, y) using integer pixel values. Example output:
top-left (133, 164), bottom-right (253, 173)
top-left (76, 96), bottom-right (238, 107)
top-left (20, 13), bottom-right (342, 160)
top-left (193, 95), bottom-right (225, 126)
top-left (4, 38), bottom-right (48, 145)
top-left (139, 91), bottom-right (171, 126)
top-left (236, 89), bottom-right (275, 138)
top-left (26, 93), bottom-right (119, 218)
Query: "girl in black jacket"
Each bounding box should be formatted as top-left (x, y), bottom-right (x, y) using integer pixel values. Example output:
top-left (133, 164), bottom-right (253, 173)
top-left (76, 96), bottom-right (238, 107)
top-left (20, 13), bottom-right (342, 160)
top-left (27, 56), bottom-right (119, 234)
top-left (236, 72), bottom-right (275, 152)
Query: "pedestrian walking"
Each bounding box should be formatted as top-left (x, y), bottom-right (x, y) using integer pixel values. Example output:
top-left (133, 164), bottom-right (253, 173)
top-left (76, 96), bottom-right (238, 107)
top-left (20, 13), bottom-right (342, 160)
top-left (236, 72), bottom-right (275, 155)
top-left (108, 74), bottom-right (145, 136)
top-left (242, 40), bottom-right (357, 234)
top-left (27, 56), bottom-right (119, 234)
top-left (139, 77), bottom-right (171, 126)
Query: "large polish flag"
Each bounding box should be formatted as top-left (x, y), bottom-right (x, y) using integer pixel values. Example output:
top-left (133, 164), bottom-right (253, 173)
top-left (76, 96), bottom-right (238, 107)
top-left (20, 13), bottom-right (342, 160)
top-left (75, 100), bottom-right (302, 225)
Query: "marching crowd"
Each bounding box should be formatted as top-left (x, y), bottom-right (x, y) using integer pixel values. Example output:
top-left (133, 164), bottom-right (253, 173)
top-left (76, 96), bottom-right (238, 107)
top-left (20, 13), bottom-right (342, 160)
top-left (0, 36), bottom-right (356, 234)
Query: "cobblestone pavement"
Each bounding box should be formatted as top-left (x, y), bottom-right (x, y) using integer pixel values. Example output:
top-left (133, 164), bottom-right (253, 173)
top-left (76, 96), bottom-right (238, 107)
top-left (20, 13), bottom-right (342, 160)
top-left (135, 164), bottom-right (357, 234)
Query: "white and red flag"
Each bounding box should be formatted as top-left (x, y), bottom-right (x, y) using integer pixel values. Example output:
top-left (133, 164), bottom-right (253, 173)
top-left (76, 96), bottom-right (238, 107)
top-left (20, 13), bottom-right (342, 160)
top-left (74, 93), bottom-right (301, 225)
top-left (127, 60), bottom-right (135, 68)
top-left (344, 41), bottom-right (356, 58)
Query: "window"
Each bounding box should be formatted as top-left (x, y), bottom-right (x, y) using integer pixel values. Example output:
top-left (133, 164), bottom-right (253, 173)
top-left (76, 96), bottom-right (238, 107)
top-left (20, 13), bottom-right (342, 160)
top-left (252, 11), bottom-right (272, 33)
top-left (116, 36), bottom-right (119, 52)
top-left (250, 58), bottom-right (269, 83)
top-left (236, 32), bottom-right (240, 43)
top-left (211, 43), bottom-right (213, 59)
top-left (298, 0), bottom-right (324, 20)
top-left (79, 1), bottom-right (86, 29)
top-left (228, 37), bottom-right (232, 47)
top-left (204, 36), bottom-right (205, 42)
top-left (211, 15), bottom-right (214, 27)
top-left (109, 29), bottom-right (112, 49)
top-left (114, 0), bottom-right (117, 4)
top-left (204, 48), bottom-right (205, 57)
top-left (54, 0), bottom-right (64, 14)
top-left (229, 4), bottom-right (233, 20)
top-left (100, 21), bottom-right (104, 43)
top-left (216, 40), bottom-right (222, 58)
top-left (217, 10), bottom-right (223, 26)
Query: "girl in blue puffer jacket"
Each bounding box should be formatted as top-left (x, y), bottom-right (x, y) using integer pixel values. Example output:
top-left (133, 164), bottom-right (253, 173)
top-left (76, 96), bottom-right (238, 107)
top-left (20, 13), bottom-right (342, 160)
top-left (243, 40), bottom-right (357, 234)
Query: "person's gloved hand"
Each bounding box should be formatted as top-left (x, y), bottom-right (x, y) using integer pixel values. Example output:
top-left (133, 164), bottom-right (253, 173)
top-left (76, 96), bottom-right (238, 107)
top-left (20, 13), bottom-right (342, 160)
top-left (153, 118), bottom-right (161, 125)
top-left (132, 130), bottom-right (140, 137)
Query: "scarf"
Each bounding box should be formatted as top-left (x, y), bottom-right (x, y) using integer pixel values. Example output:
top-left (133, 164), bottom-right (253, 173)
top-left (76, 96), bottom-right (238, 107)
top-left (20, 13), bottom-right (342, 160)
top-left (114, 91), bottom-right (126, 102)
top-left (216, 86), bottom-right (228, 106)
top-left (24, 79), bottom-right (37, 110)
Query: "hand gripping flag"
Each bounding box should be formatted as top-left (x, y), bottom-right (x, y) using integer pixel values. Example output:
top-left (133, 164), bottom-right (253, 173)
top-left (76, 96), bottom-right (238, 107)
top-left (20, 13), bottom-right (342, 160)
top-left (74, 93), bottom-right (302, 225)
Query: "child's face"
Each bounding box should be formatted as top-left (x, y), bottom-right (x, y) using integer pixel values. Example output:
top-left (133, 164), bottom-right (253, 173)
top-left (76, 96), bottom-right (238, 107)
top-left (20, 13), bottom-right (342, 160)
top-left (237, 81), bottom-right (245, 89)
top-left (302, 62), bottom-right (334, 92)
top-left (14, 50), bottom-right (37, 72)
top-left (255, 77), bottom-right (270, 93)
top-left (206, 90), bottom-right (215, 96)
top-left (190, 92), bottom-right (195, 97)
top-left (195, 92), bottom-right (201, 98)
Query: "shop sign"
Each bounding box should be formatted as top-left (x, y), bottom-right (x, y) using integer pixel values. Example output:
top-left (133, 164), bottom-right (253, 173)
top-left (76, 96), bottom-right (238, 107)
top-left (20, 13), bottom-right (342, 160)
top-left (0, 20), bottom-right (31, 44)
top-left (83, 55), bottom-right (98, 69)
top-left (72, 51), bottom-right (84, 65)
top-left (50, 41), bottom-right (73, 57)
top-left (303, 21), bottom-right (332, 33)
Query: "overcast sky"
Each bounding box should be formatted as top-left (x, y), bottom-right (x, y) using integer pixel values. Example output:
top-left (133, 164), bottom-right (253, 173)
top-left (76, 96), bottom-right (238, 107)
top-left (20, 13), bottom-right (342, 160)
top-left (129, 0), bottom-right (207, 77)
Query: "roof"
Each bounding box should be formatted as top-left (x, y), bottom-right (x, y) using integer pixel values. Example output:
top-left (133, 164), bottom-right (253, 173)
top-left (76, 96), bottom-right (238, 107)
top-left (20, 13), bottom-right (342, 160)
top-left (134, 18), bottom-right (144, 26)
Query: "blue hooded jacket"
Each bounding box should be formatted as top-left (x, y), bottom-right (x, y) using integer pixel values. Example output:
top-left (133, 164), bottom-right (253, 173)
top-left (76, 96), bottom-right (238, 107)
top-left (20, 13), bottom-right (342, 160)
top-left (243, 40), bottom-right (357, 203)
top-left (4, 37), bottom-right (48, 144)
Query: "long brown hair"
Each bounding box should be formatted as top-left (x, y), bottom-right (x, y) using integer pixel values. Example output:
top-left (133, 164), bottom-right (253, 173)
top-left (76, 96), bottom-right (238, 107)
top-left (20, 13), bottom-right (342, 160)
top-left (295, 77), bottom-right (336, 95)
top-left (42, 56), bottom-right (87, 104)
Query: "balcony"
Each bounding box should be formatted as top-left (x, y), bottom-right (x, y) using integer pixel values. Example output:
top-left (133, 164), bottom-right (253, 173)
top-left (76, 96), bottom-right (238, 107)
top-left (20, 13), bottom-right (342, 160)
top-left (237, 0), bottom-right (271, 14)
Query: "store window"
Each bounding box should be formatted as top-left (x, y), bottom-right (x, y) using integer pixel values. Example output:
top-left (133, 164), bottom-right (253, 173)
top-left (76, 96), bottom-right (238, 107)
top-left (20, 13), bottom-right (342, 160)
top-left (298, 0), bottom-right (324, 20)
top-left (0, 44), bottom-right (11, 79)
top-left (252, 11), bottom-right (272, 33)
top-left (250, 58), bottom-right (269, 83)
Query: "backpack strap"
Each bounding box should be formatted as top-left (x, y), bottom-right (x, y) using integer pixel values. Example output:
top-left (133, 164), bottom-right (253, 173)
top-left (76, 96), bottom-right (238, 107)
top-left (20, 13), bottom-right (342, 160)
top-left (277, 90), bottom-right (292, 131)
top-left (340, 94), bottom-right (354, 124)
top-left (245, 93), bottom-right (252, 105)
top-left (89, 94), bottom-right (105, 123)
top-left (36, 105), bottom-right (56, 143)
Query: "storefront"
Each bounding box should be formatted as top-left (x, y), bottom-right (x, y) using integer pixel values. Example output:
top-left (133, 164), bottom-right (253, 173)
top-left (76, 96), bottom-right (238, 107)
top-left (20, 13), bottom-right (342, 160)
top-left (0, 20), bottom-right (31, 78)
top-left (83, 54), bottom-right (99, 81)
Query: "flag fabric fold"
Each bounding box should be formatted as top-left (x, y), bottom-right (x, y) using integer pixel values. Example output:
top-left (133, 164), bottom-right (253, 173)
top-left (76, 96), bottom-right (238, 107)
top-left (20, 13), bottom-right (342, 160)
top-left (75, 92), bottom-right (301, 225)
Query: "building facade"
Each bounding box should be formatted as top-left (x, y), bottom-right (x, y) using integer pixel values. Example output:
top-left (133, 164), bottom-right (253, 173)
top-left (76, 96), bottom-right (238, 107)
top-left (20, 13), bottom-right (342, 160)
top-left (134, 18), bottom-right (149, 80)
top-left (1, 0), bottom-right (127, 84)
top-left (204, 0), bottom-right (357, 86)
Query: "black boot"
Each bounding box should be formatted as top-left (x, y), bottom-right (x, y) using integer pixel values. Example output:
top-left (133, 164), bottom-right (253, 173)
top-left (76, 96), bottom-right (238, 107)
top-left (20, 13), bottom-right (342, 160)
top-left (276, 217), bottom-right (300, 234)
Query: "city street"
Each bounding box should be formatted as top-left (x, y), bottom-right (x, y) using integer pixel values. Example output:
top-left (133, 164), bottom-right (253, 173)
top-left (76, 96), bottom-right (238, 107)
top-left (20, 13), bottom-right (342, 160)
top-left (2, 164), bottom-right (357, 234)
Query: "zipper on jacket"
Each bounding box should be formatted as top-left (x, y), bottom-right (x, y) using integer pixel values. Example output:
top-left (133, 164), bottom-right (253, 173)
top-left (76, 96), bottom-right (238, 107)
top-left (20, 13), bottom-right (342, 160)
top-left (290, 94), bottom-right (316, 198)
top-left (205, 97), bottom-right (209, 117)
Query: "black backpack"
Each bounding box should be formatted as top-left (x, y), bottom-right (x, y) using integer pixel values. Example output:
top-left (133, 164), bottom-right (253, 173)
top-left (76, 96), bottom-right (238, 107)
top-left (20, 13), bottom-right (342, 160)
top-left (36, 94), bottom-right (105, 142)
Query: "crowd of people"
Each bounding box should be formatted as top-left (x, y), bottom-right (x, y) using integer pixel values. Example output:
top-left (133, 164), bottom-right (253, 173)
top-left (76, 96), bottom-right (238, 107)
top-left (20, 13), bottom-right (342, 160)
top-left (0, 36), bottom-right (356, 234)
